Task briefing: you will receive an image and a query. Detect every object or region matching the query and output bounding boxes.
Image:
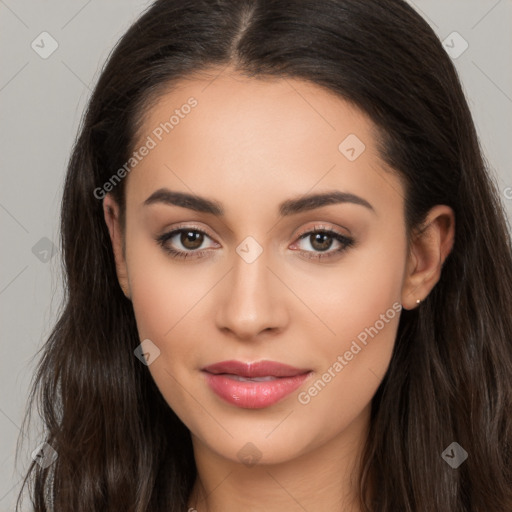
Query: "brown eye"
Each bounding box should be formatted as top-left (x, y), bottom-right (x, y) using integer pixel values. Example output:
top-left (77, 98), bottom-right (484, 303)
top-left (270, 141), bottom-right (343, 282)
top-left (291, 227), bottom-right (355, 261)
top-left (309, 232), bottom-right (334, 252)
top-left (155, 226), bottom-right (219, 260)
top-left (180, 230), bottom-right (204, 250)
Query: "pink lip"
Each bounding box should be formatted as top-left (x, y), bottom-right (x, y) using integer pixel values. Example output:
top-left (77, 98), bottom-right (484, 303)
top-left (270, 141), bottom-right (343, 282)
top-left (201, 360), bottom-right (312, 409)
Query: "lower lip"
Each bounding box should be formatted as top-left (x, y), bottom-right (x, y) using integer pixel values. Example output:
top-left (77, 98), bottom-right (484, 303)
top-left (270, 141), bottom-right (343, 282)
top-left (203, 371), bottom-right (311, 409)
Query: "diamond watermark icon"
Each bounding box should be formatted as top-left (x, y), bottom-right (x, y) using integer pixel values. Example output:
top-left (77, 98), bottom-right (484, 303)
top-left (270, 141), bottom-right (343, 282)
top-left (31, 32), bottom-right (59, 59)
top-left (32, 237), bottom-right (57, 263)
top-left (442, 31), bottom-right (468, 60)
top-left (338, 134), bottom-right (366, 161)
top-left (31, 442), bottom-right (58, 469)
top-left (441, 441), bottom-right (468, 468)
top-left (134, 338), bottom-right (161, 366)
top-left (237, 442), bottom-right (262, 467)
top-left (236, 236), bottom-right (263, 264)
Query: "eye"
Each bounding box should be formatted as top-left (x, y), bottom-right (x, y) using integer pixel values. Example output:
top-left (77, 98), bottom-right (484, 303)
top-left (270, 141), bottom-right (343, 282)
top-left (290, 225), bottom-right (355, 260)
top-left (155, 223), bottom-right (355, 261)
top-left (155, 225), bottom-right (219, 260)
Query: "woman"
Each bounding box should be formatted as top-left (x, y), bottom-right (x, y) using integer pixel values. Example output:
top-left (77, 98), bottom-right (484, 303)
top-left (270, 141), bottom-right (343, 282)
top-left (17, 0), bottom-right (512, 510)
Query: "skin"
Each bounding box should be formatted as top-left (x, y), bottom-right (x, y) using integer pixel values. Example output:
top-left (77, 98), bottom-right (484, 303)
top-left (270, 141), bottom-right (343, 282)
top-left (103, 67), bottom-right (455, 512)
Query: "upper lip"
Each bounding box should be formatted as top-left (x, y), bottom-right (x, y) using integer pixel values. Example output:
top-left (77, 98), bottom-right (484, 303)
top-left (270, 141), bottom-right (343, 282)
top-left (201, 360), bottom-right (311, 378)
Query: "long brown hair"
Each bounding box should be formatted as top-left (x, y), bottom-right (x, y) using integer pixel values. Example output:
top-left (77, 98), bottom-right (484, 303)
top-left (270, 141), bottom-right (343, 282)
top-left (17, 0), bottom-right (512, 510)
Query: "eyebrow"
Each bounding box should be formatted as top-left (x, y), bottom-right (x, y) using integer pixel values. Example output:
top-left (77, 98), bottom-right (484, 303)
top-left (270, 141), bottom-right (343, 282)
top-left (143, 188), bottom-right (375, 216)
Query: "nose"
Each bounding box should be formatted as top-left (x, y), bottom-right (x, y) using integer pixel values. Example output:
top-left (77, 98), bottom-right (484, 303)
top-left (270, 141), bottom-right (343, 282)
top-left (215, 247), bottom-right (289, 341)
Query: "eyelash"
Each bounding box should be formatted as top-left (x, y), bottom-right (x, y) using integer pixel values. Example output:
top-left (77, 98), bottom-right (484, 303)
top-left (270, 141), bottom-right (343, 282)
top-left (155, 224), bottom-right (355, 261)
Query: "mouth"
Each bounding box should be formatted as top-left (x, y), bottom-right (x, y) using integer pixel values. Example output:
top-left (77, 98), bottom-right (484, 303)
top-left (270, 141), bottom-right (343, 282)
top-left (201, 359), bottom-right (311, 378)
top-left (218, 375), bottom-right (282, 382)
top-left (201, 360), bottom-right (312, 409)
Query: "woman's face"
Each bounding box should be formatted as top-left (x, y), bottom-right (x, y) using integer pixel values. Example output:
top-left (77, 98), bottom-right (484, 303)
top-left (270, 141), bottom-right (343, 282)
top-left (105, 69), bottom-right (414, 466)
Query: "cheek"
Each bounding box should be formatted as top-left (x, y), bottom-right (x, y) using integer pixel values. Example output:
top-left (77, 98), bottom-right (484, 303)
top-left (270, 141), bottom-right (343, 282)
top-left (126, 249), bottom-right (205, 417)
top-left (125, 236), bottom-right (218, 407)
top-left (130, 269), bottom-right (199, 340)
top-left (125, 229), bottom-right (210, 341)
top-left (291, 232), bottom-right (405, 414)
top-left (294, 326), bottom-right (396, 452)
top-left (295, 296), bottom-right (401, 447)
top-left (289, 229), bottom-right (406, 344)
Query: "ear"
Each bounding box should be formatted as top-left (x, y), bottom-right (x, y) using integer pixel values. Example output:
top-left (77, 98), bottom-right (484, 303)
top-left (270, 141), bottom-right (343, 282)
top-left (401, 205), bottom-right (455, 310)
top-left (103, 194), bottom-right (131, 300)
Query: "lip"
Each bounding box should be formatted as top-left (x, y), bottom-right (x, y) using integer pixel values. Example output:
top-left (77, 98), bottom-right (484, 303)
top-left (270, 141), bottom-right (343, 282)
top-left (202, 360), bottom-right (310, 378)
top-left (201, 360), bottom-right (312, 409)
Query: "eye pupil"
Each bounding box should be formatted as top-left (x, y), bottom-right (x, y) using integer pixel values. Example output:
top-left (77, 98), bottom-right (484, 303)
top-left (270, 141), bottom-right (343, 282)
top-left (181, 230), bottom-right (203, 249)
top-left (311, 232), bottom-right (333, 251)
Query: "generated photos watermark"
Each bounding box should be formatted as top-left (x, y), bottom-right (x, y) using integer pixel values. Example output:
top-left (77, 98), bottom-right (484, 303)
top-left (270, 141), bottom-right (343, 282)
top-left (93, 97), bottom-right (198, 200)
top-left (134, 339), bottom-right (161, 366)
top-left (297, 301), bottom-right (402, 405)
top-left (441, 442), bottom-right (468, 469)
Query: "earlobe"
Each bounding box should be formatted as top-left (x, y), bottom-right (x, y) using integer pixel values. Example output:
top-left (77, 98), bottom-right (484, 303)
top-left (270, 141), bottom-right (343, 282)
top-left (102, 194), bottom-right (131, 300)
top-left (401, 205), bottom-right (455, 310)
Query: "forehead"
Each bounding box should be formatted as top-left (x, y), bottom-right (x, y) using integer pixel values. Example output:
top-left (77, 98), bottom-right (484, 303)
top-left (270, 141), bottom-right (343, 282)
top-left (125, 69), bottom-right (403, 216)
top-left (136, 70), bottom-right (373, 154)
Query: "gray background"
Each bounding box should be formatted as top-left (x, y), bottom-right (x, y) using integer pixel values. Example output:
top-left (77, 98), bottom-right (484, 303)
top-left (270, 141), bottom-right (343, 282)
top-left (1, 1), bottom-right (511, 509)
